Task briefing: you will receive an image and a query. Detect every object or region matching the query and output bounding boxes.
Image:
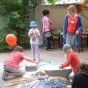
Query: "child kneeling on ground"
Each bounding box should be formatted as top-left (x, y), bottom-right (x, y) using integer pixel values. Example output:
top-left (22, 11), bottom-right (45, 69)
top-left (2, 45), bottom-right (39, 81)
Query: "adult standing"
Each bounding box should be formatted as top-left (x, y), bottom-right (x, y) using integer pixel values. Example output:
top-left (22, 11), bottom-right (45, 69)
top-left (42, 10), bottom-right (52, 50)
top-left (63, 5), bottom-right (82, 50)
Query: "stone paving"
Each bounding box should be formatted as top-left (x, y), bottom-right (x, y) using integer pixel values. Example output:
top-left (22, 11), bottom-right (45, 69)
top-left (0, 47), bottom-right (88, 88)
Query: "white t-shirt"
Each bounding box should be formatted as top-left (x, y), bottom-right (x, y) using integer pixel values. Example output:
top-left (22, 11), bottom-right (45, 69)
top-left (28, 28), bottom-right (40, 44)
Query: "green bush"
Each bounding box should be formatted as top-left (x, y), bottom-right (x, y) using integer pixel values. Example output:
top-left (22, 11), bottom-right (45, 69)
top-left (0, 28), bottom-right (17, 51)
top-left (17, 28), bottom-right (30, 49)
top-left (0, 0), bottom-right (43, 51)
top-left (0, 27), bottom-right (30, 51)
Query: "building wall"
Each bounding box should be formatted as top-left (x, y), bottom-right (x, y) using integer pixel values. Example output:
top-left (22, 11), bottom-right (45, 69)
top-left (35, 5), bottom-right (88, 45)
top-left (35, 5), bottom-right (67, 31)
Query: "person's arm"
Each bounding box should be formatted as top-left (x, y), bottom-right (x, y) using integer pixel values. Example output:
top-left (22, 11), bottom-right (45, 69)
top-left (76, 15), bottom-right (82, 34)
top-left (77, 15), bottom-right (82, 32)
top-left (63, 14), bottom-right (68, 39)
top-left (23, 55), bottom-right (39, 64)
top-left (41, 17), bottom-right (45, 33)
top-left (49, 19), bottom-right (52, 25)
top-left (48, 18), bottom-right (52, 30)
top-left (35, 29), bottom-right (40, 38)
top-left (28, 29), bottom-right (33, 38)
top-left (60, 54), bottom-right (72, 68)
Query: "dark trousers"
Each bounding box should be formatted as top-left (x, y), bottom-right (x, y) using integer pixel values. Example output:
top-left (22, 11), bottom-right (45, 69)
top-left (46, 37), bottom-right (51, 50)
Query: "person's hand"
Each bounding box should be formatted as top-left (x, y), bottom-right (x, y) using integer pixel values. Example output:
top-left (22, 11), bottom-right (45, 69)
top-left (35, 31), bottom-right (38, 36)
top-left (32, 35), bottom-right (36, 41)
top-left (49, 20), bottom-right (52, 25)
top-left (59, 65), bottom-right (63, 69)
top-left (35, 61), bottom-right (39, 68)
top-left (35, 61), bottom-right (39, 64)
top-left (76, 31), bottom-right (79, 34)
top-left (63, 36), bottom-right (66, 39)
top-left (30, 31), bottom-right (33, 35)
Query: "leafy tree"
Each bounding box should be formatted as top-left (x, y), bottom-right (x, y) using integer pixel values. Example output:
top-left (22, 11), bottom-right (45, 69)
top-left (0, 0), bottom-right (42, 50)
top-left (0, 0), bottom-right (57, 50)
top-left (48, 0), bottom-right (59, 4)
top-left (84, 0), bottom-right (88, 4)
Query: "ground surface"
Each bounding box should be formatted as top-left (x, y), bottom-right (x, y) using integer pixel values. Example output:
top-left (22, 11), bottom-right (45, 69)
top-left (0, 47), bottom-right (88, 88)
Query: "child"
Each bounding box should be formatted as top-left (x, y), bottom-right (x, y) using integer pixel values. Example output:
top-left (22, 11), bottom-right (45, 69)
top-left (40, 17), bottom-right (46, 48)
top-left (42, 10), bottom-right (52, 50)
top-left (72, 63), bottom-right (88, 88)
top-left (2, 45), bottom-right (39, 81)
top-left (59, 44), bottom-right (80, 79)
top-left (28, 21), bottom-right (40, 61)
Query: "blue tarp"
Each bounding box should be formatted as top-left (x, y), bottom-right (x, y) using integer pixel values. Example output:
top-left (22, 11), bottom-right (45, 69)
top-left (20, 79), bottom-right (69, 88)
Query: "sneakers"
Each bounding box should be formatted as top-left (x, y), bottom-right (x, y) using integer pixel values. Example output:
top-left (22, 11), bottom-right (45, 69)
top-left (2, 70), bottom-right (8, 81)
top-left (46, 49), bottom-right (52, 51)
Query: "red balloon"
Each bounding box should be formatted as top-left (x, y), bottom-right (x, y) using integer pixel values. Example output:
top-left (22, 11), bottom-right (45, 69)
top-left (6, 34), bottom-right (17, 46)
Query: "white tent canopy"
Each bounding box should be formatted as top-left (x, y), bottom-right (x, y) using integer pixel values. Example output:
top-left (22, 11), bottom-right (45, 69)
top-left (42, 0), bottom-right (84, 5)
top-left (56, 0), bottom-right (84, 4)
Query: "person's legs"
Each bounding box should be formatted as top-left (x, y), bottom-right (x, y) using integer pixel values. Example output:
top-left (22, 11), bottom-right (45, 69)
top-left (31, 44), bottom-right (35, 60)
top-left (2, 70), bottom-right (8, 81)
top-left (68, 71), bottom-right (75, 83)
top-left (66, 33), bottom-right (71, 45)
top-left (69, 71), bottom-right (74, 79)
top-left (46, 38), bottom-right (48, 50)
top-left (43, 34), bottom-right (46, 47)
top-left (7, 72), bottom-right (24, 77)
top-left (34, 44), bottom-right (40, 61)
top-left (71, 35), bottom-right (78, 50)
top-left (2, 65), bottom-right (25, 81)
top-left (46, 37), bottom-right (51, 50)
top-left (66, 33), bottom-right (77, 50)
top-left (48, 38), bottom-right (51, 49)
top-left (44, 33), bottom-right (51, 50)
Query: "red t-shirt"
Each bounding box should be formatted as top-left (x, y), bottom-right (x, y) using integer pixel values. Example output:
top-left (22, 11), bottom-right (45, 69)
top-left (67, 15), bottom-right (78, 33)
top-left (62, 51), bottom-right (80, 73)
top-left (4, 51), bottom-right (24, 68)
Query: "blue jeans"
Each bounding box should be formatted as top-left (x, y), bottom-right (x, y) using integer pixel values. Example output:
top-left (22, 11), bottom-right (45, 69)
top-left (46, 37), bottom-right (51, 50)
top-left (43, 34), bottom-right (46, 47)
top-left (43, 33), bottom-right (51, 50)
top-left (4, 65), bottom-right (25, 73)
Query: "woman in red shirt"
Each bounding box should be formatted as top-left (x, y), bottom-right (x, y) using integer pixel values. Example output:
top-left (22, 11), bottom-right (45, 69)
top-left (63, 5), bottom-right (82, 50)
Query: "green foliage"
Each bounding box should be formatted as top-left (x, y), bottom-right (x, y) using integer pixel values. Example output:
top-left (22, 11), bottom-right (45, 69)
top-left (0, 0), bottom-right (42, 50)
top-left (48, 0), bottom-right (59, 4)
top-left (0, 27), bottom-right (30, 51)
top-left (0, 28), bottom-right (17, 50)
top-left (29, 0), bottom-right (42, 6)
top-left (16, 28), bottom-right (30, 49)
top-left (84, 0), bottom-right (88, 4)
